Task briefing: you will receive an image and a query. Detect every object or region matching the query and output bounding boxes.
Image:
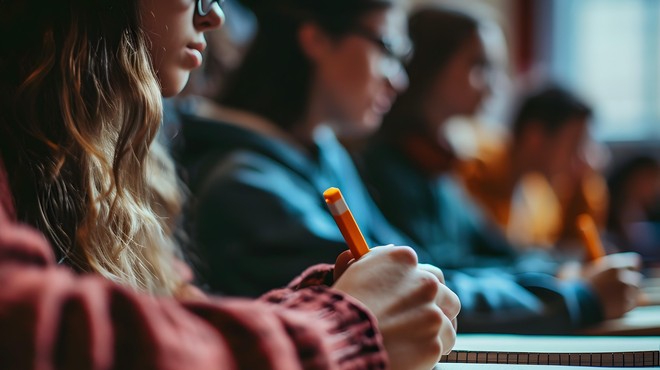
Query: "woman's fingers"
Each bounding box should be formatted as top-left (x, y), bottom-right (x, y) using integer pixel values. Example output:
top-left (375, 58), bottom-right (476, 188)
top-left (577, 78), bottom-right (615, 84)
top-left (418, 264), bottom-right (461, 320)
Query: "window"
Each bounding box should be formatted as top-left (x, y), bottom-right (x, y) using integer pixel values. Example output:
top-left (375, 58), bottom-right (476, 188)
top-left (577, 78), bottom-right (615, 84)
top-left (549, 0), bottom-right (660, 141)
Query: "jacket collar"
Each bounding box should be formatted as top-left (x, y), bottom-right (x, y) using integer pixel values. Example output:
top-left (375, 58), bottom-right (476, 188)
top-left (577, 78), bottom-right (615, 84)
top-left (180, 97), bottom-right (344, 185)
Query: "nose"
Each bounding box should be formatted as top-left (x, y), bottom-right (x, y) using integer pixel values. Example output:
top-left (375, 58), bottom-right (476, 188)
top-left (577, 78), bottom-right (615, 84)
top-left (469, 66), bottom-right (492, 95)
top-left (388, 65), bottom-right (409, 93)
top-left (194, 3), bottom-right (225, 32)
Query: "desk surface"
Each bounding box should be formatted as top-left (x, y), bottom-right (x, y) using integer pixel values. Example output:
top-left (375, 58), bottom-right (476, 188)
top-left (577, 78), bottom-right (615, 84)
top-left (579, 305), bottom-right (660, 336)
top-left (641, 278), bottom-right (660, 306)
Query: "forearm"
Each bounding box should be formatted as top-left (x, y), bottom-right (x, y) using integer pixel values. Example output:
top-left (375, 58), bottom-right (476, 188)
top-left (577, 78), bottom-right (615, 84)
top-left (445, 270), bottom-right (601, 334)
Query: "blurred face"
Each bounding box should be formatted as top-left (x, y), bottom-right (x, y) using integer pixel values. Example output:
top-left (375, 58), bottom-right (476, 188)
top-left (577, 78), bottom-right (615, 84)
top-left (314, 7), bottom-right (409, 137)
top-left (632, 168), bottom-right (660, 207)
top-left (139, 0), bottom-right (224, 97)
top-left (425, 31), bottom-right (490, 122)
top-left (543, 118), bottom-right (589, 179)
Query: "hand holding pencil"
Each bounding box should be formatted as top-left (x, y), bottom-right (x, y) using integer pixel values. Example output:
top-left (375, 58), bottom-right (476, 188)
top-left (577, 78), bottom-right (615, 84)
top-left (575, 214), bottom-right (643, 319)
top-left (324, 187), bottom-right (461, 369)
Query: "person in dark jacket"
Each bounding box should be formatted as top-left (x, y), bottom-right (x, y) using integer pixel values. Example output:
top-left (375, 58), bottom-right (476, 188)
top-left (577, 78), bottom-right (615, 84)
top-left (177, 0), bottom-right (413, 295)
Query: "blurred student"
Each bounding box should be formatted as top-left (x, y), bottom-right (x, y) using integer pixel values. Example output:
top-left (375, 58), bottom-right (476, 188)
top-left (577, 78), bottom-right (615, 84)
top-left (177, 2), bottom-right (639, 334)
top-left (177, 0), bottom-right (414, 294)
top-left (462, 86), bottom-right (609, 251)
top-left (359, 6), bottom-right (640, 332)
top-left (607, 155), bottom-right (660, 264)
top-left (361, 6), bottom-right (498, 260)
top-left (0, 0), bottom-right (459, 368)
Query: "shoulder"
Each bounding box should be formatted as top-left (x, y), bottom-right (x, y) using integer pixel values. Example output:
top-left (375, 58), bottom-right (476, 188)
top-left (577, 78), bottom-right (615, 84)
top-left (201, 150), bottom-right (309, 194)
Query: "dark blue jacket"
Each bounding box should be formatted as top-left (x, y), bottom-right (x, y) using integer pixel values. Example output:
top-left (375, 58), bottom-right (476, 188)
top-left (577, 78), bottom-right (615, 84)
top-left (177, 110), bottom-right (603, 333)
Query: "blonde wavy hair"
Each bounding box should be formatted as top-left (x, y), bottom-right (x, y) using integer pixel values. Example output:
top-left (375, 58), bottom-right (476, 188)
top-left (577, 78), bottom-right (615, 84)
top-left (0, 1), bottom-right (184, 295)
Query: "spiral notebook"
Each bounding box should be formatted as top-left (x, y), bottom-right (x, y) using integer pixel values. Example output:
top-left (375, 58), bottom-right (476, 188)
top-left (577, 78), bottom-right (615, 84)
top-left (439, 335), bottom-right (660, 367)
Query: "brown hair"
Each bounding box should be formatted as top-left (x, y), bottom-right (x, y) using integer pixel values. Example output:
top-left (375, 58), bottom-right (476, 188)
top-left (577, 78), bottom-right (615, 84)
top-left (380, 6), bottom-right (480, 138)
top-left (0, 0), bottom-right (184, 295)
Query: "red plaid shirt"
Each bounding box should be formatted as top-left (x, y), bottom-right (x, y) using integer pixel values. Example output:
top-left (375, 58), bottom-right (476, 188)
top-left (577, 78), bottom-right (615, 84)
top-left (0, 158), bottom-right (388, 369)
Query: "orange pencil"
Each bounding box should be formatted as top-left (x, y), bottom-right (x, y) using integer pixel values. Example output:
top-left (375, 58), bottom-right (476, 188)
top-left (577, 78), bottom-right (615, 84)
top-left (323, 187), bottom-right (370, 258)
top-left (576, 213), bottom-right (606, 261)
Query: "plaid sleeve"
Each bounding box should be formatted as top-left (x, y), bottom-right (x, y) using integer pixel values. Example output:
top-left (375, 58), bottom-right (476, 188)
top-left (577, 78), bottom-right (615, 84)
top-left (285, 263), bottom-right (336, 291)
top-left (259, 285), bottom-right (388, 370)
top-left (247, 265), bottom-right (387, 369)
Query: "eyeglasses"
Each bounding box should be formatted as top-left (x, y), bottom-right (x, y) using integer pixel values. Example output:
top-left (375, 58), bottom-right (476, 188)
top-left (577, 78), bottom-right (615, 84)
top-left (349, 28), bottom-right (412, 83)
top-left (197, 0), bottom-right (224, 16)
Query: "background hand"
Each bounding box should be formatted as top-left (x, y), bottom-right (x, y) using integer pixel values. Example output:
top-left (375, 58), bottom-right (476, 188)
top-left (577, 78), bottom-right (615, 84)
top-left (582, 252), bottom-right (642, 320)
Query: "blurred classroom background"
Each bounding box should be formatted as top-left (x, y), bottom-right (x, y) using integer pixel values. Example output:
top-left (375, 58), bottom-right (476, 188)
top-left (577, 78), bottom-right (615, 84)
top-left (168, 0), bottom-right (660, 267)
top-left (416, 0), bottom-right (660, 265)
top-left (157, 0), bottom-right (660, 335)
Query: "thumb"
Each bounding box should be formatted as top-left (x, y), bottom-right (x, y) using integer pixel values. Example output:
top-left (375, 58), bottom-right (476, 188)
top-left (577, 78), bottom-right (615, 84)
top-left (334, 250), bottom-right (355, 282)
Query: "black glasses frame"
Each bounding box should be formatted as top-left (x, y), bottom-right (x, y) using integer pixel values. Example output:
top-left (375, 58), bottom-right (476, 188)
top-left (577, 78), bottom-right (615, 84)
top-left (197, 0), bottom-right (224, 16)
top-left (348, 27), bottom-right (412, 61)
top-left (347, 28), bottom-right (412, 83)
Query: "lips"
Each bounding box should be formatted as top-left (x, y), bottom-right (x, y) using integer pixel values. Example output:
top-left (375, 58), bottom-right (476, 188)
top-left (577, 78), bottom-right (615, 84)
top-left (184, 42), bottom-right (207, 69)
top-left (188, 42), bottom-right (207, 54)
top-left (372, 95), bottom-right (394, 115)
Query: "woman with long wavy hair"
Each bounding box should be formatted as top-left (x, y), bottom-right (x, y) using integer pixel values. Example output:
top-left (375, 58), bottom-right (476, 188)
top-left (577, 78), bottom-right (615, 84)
top-left (0, 0), bottom-right (199, 294)
top-left (0, 0), bottom-right (459, 368)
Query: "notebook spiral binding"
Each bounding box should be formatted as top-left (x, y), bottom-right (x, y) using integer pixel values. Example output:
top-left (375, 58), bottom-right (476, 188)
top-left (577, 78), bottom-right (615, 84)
top-left (440, 350), bottom-right (660, 367)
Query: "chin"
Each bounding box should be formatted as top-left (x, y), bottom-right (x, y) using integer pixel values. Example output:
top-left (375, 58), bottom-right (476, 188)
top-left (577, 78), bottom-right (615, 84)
top-left (346, 116), bottom-right (381, 138)
top-left (159, 72), bottom-right (191, 98)
top-left (363, 112), bottom-right (384, 131)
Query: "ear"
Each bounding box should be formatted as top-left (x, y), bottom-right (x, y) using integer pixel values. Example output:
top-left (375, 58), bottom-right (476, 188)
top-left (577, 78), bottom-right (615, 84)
top-left (298, 22), bottom-right (333, 63)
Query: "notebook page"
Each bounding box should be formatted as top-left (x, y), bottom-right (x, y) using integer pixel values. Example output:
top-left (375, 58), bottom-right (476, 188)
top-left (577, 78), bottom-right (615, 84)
top-left (451, 335), bottom-right (659, 353)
